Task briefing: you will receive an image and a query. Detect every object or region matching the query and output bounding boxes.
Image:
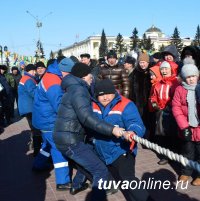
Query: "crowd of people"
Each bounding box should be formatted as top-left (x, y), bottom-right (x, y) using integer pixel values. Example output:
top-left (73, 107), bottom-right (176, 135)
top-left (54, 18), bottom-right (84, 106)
top-left (1, 44), bottom-right (200, 200)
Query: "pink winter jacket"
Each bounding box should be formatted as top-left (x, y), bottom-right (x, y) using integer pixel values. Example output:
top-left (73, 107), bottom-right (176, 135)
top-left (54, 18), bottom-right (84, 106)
top-left (172, 85), bottom-right (200, 141)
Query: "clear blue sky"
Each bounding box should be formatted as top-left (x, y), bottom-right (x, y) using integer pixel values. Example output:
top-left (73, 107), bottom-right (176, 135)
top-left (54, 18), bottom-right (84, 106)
top-left (1, 0), bottom-right (200, 57)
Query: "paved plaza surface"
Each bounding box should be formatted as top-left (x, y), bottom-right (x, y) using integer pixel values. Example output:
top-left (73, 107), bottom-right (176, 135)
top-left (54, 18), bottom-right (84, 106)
top-left (0, 114), bottom-right (199, 201)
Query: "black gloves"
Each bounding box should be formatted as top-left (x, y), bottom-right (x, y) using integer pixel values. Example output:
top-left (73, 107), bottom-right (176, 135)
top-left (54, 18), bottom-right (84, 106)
top-left (181, 127), bottom-right (192, 142)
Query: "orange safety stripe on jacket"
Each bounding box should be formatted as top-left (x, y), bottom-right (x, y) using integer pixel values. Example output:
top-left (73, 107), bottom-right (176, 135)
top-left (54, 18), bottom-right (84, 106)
top-left (92, 96), bottom-right (131, 114)
top-left (20, 75), bottom-right (37, 85)
top-left (41, 73), bottom-right (61, 91)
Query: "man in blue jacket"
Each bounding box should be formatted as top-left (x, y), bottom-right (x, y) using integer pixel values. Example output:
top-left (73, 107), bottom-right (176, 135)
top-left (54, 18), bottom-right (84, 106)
top-left (53, 63), bottom-right (127, 200)
top-left (18, 64), bottom-right (41, 155)
top-left (32, 57), bottom-right (74, 191)
top-left (92, 79), bottom-right (153, 201)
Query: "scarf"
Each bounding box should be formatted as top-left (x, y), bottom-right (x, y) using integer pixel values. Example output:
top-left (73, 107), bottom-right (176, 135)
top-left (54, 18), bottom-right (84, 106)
top-left (182, 81), bottom-right (199, 127)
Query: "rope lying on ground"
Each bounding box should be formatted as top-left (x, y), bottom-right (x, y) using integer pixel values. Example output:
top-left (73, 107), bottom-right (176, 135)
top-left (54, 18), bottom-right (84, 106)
top-left (130, 134), bottom-right (200, 173)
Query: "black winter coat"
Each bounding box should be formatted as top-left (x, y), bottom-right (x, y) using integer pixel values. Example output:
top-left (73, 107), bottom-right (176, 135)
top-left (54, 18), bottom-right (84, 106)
top-left (131, 67), bottom-right (151, 116)
top-left (98, 64), bottom-right (130, 98)
top-left (53, 74), bottom-right (114, 151)
top-left (0, 74), bottom-right (13, 102)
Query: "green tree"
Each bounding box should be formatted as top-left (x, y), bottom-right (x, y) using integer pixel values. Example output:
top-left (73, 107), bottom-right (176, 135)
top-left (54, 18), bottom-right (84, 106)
top-left (159, 44), bottom-right (165, 52)
top-left (145, 37), bottom-right (154, 51)
top-left (40, 42), bottom-right (45, 58)
top-left (138, 33), bottom-right (146, 50)
top-left (139, 34), bottom-right (154, 51)
top-left (115, 33), bottom-right (126, 56)
top-left (130, 27), bottom-right (139, 51)
top-left (170, 26), bottom-right (183, 54)
top-left (50, 50), bottom-right (54, 59)
top-left (193, 25), bottom-right (200, 46)
top-left (57, 49), bottom-right (63, 57)
top-left (99, 29), bottom-right (108, 58)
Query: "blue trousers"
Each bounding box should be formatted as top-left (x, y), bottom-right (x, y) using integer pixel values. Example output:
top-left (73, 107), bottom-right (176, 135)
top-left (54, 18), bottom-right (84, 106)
top-left (33, 131), bottom-right (71, 185)
top-left (62, 141), bottom-right (108, 201)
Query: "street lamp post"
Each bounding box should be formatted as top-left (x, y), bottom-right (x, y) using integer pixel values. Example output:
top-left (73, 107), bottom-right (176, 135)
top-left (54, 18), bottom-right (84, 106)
top-left (26, 10), bottom-right (52, 60)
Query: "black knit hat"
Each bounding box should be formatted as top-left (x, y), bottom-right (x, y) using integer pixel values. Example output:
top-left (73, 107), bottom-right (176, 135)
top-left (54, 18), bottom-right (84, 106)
top-left (71, 62), bottom-right (91, 78)
top-left (107, 50), bottom-right (117, 59)
top-left (35, 61), bottom-right (46, 68)
top-left (184, 50), bottom-right (193, 57)
top-left (25, 64), bottom-right (36, 72)
top-left (95, 79), bottom-right (116, 96)
top-left (124, 56), bottom-right (136, 65)
top-left (11, 66), bottom-right (19, 71)
top-left (152, 52), bottom-right (161, 60)
top-left (0, 65), bottom-right (7, 70)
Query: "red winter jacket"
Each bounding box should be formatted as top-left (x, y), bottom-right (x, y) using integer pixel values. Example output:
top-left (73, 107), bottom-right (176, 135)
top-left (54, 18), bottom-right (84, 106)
top-left (172, 85), bottom-right (200, 141)
top-left (150, 76), bottom-right (179, 110)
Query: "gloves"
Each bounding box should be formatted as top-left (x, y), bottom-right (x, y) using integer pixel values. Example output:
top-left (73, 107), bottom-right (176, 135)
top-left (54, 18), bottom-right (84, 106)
top-left (181, 127), bottom-right (192, 141)
top-left (129, 132), bottom-right (136, 152)
top-left (152, 102), bottom-right (160, 111)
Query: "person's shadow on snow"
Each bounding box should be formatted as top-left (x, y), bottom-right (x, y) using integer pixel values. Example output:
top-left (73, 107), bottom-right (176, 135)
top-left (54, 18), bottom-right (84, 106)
top-left (141, 168), bottom-right (199, 201)
top-left (0, 130), bottom-right (51, 201)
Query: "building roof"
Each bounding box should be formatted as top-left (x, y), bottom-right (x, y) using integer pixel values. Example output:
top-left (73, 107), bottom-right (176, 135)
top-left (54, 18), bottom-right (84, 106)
top-left (146, 25), bottom-right (162, 33)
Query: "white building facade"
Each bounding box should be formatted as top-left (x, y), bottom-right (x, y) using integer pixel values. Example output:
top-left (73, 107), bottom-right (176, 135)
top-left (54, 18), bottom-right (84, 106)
top-left (55, 26), bottom-right (192, 59)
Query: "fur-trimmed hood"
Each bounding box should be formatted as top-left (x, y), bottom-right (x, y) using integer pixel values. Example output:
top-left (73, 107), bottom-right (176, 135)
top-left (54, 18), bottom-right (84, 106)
top-left (181, 46), bottom-right (200, 68)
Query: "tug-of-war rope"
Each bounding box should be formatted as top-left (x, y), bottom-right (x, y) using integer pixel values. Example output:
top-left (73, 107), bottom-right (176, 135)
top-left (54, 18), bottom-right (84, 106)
top-left (130, 134), bottom-right (200, 173)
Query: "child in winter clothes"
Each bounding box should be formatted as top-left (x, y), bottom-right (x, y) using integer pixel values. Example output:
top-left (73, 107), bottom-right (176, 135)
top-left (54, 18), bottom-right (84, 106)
top-left (148, 64), bottom-right (163, 141)
top-left (149, 61), bottom-right (179, 165)
top-left (149, 64), bottom-right (162, 85)
top-left (173, 63), bottom-right (200, 186)
top-left (150, 61), bottom-right (179, 110)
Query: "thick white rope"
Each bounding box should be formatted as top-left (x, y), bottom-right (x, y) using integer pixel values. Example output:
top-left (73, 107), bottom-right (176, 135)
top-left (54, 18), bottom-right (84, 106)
top-left (132, 134), bottom-right (200, 173)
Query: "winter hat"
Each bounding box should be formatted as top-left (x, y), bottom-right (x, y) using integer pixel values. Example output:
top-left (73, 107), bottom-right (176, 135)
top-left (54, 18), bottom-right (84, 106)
top-left (160, 61), bottom-right (171, 69)
top-left (124, 56), bottom-right (136, 65)
top-left (149, 65), bottom-right (162, 81)
top-left (95, 79), bottom-right (116, 96)
top-left (107, 51), bottom-right (117, 59)
top-left (80, 53), bottom-right (90, 59)
top-left (25, 64), bottom-right (36, 72)
top-left (0, 65), bottom-right (7, 70)
top-left (35, 61), bottom-right (46, 68)
top-left (70, 55), bottom-right (79, 63)
top-left (19, 61), bottom-right (25, 66)
top-left (58, 57), bottom-right (75, 72)
top-left (184, 50), bottom-right (193, 57)
top-left (71, 62), bottom-right (91, 78)
top-left (138, 53), bottom-right (150, 63)
top-left (162, 45), bottom-right (178, 60)
top-left (11, 66), bottom-right (19, 71)
top-left (183, 57), bottom-right (195, 65)
top-left (98, 57), bottom-right (106, 65)
top-left (181, 64), bottom-right (199, 80)
top-left (152, 52), bottom-right (161, 60)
